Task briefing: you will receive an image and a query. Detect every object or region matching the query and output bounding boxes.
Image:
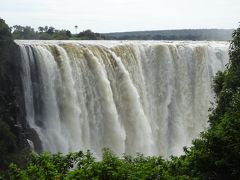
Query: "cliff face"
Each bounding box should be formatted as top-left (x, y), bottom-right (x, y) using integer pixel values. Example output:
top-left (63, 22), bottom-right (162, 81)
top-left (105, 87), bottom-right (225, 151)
top-left (0, 18), bottom-right (33, 170)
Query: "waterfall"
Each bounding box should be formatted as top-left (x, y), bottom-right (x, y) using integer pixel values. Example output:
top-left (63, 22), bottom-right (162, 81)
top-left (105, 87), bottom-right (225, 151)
top-left (16, 40), bottom-right (229, 157)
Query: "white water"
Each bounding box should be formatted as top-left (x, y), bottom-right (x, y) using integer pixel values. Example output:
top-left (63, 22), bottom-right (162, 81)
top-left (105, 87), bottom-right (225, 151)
top-left (16, 40), bottom-right (229, 157)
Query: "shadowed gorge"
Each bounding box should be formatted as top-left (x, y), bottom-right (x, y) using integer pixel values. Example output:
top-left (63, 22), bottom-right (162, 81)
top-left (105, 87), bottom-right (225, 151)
top-left (16, 40), bottom-right (228, 157)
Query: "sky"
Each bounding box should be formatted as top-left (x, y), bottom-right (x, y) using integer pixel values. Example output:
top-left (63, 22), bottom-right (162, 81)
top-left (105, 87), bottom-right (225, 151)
top-left (0, 0), bottom-right (239, 33)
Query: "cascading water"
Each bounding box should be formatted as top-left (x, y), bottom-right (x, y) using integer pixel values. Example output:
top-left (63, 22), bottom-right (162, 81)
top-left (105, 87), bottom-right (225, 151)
top-left (16, 40), bottom-right (229, 158)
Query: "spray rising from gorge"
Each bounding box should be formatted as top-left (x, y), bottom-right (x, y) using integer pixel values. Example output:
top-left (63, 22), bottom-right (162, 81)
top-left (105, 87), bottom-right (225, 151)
top-left (16, 40), bottom-right (228, 158)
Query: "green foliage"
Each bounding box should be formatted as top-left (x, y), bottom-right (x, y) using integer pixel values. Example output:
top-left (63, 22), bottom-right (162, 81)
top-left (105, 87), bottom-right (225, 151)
top-left (52, 30), bottom-right (72, 40)
top-left (11, 25), bottom-right (36, 39)
top-left (0, 19), bottom-right (12, 42)
top-left (11, 25), bottom-right (104, 40)
top-left (9, 23), bottom-right (233, 41)
top-left (7, 149), bottom-right (194, 179)
top-left (77, 29), bottom-right (105, 40)
top-left (180, 25), bottom-right (240, 180)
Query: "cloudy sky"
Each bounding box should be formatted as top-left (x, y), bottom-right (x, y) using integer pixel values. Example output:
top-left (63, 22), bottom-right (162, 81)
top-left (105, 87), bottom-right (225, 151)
top-left (1, 0), bottom-right (239, 33)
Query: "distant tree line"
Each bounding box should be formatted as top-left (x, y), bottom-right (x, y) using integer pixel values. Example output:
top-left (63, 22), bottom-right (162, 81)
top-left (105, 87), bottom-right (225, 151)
top-left (104, 29), bottom-right (233, 41)
top-left (105, 34), bottom-right (202, 40)
top-left (10, 25), bottom-right (233, 41)
top-left (106, 34), bottom-right (202, 40)
top-left (11, 25), bottom-right (105, 40)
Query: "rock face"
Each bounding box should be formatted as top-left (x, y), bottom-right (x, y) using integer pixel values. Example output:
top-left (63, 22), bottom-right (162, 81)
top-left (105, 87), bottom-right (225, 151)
top-left (0, 18), bottom-right (42, 163)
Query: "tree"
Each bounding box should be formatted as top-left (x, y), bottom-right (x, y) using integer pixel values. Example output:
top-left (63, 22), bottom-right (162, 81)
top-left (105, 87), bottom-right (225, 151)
top-left (11, 25), bottom-right (37, 39)
top-left (74, 25), bottom-right (78, 34)
top-left (66, 30), bottom-right (71, 37)
top-left (47, 26), bottom-right (55, 34)
top-left (77, 29), bottom-right (105, 40)
top-left (52, 30), bottom-right (71, 40)
top-left (38, 26), bottom-right (44, 32)
top-left (44, 26), bottom-right (48, 32)
top-left (181, 25), bottom-right (240, 180)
